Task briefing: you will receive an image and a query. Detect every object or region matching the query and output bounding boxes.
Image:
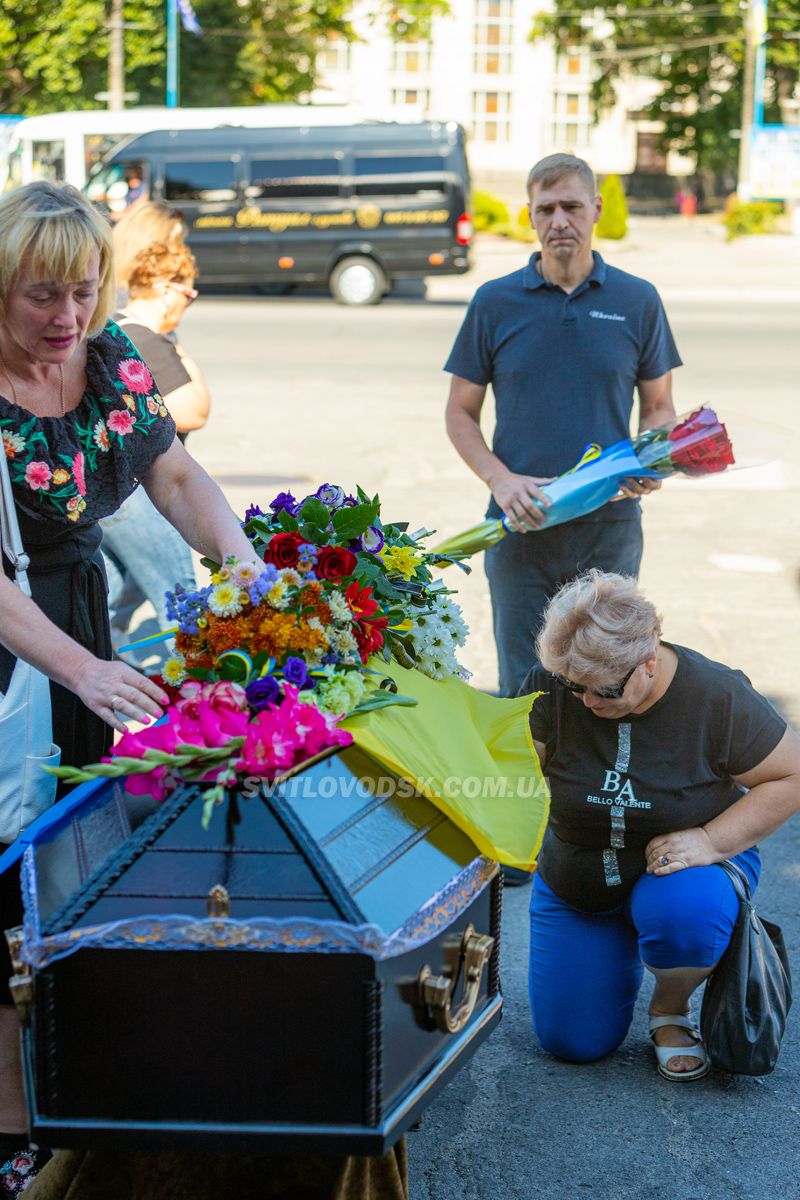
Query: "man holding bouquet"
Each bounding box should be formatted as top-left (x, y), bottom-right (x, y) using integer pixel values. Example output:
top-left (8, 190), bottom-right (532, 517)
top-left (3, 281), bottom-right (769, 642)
top-left (444, 152), bottom-right (681, 699)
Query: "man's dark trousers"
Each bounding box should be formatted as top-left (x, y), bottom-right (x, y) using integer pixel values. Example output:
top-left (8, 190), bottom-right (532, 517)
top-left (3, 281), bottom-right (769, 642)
top-left (486, 515), bottom-right (644, 697)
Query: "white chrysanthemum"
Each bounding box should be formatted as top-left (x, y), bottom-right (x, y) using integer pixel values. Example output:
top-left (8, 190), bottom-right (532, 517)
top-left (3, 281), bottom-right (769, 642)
top-left (162, 652), bottom-right (187, 686)
top-left (267, 581), bottom-right (290, 610)
top-left (208, 582), bottom-right (243, 617)
top-left (404, 593), bottom-right (469, 679)
top-left (328, 591), bottom-right (351, 624)
top-left (279, 568), bottom-right (302, 588)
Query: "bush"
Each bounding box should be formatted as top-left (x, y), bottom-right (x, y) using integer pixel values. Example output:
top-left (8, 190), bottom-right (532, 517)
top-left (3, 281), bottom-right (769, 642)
top-left (473, 190), bottom-right (510, 232)
top-left (595, 174), bottom-right (628, 239)
top-left (517, 203), bottom-right (532, 231)
top-left (722, 197), bottom-right (783, 241)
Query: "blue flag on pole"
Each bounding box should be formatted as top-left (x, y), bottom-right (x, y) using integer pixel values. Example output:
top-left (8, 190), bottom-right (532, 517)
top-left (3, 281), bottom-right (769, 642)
top-left (176, 0), bottom-right (202, 34)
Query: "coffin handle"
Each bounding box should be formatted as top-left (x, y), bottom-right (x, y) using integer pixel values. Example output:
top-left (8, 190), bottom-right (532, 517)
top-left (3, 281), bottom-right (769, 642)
top-left (417, 924), bottom-right (495, 1035)
top-left (4, 926), bottom-right (33, 1027)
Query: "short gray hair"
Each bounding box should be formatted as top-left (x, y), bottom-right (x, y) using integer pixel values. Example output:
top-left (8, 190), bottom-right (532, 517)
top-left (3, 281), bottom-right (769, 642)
top-left (536, 570), bottom-right (662, 684)
top-left (526, 153), bottom-right (596, 199)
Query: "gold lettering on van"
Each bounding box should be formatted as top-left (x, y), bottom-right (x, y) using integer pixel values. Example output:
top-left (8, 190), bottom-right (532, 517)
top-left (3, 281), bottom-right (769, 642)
top-left (234, 209), bottom-right (313, 232)
top-left (311, 211), bottom-right (355, 229)
top-left (383, 209), bottom-right (449, 225)
top-left (194, 215), bottom-right (235, 229)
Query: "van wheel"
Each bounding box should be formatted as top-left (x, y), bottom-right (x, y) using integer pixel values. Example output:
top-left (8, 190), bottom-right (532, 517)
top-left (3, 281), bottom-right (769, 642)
top-left (329, 256), bottom-right (386, 306)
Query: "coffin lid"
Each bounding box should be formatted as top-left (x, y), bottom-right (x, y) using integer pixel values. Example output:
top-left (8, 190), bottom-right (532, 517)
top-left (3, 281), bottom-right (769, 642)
top-left (20, 746), bottom-right (494, 970)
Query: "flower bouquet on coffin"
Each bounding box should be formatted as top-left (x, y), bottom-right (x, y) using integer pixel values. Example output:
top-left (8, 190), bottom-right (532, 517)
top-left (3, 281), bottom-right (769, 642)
top-left (434, 406), bottom-right (735, 562)
top-left (49, 484), bottom-right (474, 827)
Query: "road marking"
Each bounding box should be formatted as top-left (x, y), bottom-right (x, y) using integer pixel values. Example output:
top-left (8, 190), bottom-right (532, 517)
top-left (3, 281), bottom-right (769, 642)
top-left (709, 553), bottom-right (784, 574)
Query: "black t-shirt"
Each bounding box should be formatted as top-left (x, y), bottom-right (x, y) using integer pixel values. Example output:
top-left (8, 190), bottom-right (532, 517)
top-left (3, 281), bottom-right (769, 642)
top-left (519, 644), bottom-right (786, 912)
top-left (112, 314), bottom-right (191, 398)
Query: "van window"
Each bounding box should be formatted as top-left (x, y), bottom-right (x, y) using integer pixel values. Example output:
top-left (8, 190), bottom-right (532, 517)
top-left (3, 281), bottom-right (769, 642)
top-left (246, 157), bottom-right (341, 200)
top-left (353, 153), bottom-right (447, 198)
top-left (164, 160), bottom-right (238, 203)
top-left (31, 140), bottom-right (65, 183)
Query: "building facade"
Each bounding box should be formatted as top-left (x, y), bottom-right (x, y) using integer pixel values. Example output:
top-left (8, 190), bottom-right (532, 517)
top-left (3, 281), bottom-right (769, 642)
top-left (316, 0), bottom-right (651, 205)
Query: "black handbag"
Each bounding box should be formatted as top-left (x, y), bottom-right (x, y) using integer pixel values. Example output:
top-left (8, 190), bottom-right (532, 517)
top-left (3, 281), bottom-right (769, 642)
top-left (700, 859), bottom-right (793, 1076)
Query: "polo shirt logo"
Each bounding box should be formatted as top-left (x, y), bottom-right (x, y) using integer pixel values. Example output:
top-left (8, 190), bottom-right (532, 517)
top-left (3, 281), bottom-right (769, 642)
top-left (589, 310), bottom-right (626, 322)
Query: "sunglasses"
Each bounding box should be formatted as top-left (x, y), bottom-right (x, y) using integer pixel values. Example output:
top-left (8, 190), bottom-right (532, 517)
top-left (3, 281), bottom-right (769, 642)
top-left (160, 280), bottom-right (198, 303)
top-left (554, 663), bottom-right (640, 700)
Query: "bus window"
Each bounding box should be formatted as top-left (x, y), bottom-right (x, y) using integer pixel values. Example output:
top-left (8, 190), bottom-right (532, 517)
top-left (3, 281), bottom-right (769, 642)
top-left (31, 140), bottom-right (66, 183)
top-left (164, 160), bottom-right (238, 203)
top-left (245, 156), bottom-right (342, 200)
top-left (353, 153), bottom-right (447, 198)
top-left (85, 161), bottom-right (147, 213)
top-left (84, 133), bottom-right (130, 181)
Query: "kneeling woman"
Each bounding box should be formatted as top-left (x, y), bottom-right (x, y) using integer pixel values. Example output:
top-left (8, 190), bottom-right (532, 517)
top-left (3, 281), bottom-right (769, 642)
top-left (522, 570), bottom-right (800, 1080)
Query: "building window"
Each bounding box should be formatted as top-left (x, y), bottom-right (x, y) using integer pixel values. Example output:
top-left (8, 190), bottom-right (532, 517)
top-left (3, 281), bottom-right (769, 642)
top-left (391, 88), bottom-right (430, 109)
top-left (391, 41), bottom-right (431, 73)
top-left (473, 49), bottom-right (512, 74)
top-left (475, 0), bottom-right (513, 17)
top-left (557, 46), bottom-right (590, 77)
top-left (551, 122), bottom-right (589, 149)
top-left (472, 90), bottom-right (512, 143)
top-left (317, 36), bottom-right (351, 73)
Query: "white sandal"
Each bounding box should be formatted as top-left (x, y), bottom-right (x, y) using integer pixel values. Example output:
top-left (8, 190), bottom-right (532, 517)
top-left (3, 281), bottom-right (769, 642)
top-left (649, 1015), bottom-right (710, 1082)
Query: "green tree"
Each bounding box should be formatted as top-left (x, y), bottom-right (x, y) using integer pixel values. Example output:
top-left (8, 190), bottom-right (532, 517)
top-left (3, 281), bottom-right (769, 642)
top-left (531, 1), bottom-right (800, 175)
top-left (0, 0), bottom-right (450, 114)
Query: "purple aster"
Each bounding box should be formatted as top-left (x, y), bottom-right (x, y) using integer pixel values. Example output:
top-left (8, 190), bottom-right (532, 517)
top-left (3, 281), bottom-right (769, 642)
top-left (270, 491), bottom-right (299, 517)
top-left (283, 656), bottom-right (311, 689)
top-left (246, 676), bottom-right (281, 712)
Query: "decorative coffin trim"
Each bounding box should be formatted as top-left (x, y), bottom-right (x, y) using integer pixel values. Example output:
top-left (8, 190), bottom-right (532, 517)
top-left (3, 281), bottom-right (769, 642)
top-left (21, 851), bottom-right (498, 970)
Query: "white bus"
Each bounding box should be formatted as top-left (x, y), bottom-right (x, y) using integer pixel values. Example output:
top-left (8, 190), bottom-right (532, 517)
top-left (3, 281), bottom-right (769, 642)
top-left (1, 104), bottom-right (371, 193)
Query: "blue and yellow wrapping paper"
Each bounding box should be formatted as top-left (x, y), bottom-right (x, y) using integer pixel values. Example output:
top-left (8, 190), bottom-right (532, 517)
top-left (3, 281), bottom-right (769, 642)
top-left (344, 659), bottom-right (548, 871)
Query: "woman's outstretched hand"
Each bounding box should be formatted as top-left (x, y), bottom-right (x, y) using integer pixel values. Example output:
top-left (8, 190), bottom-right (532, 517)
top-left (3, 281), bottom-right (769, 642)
top-left (645, 827), bottom-right (720, 875)
top-left (71, 658), bottom-right (169, 734)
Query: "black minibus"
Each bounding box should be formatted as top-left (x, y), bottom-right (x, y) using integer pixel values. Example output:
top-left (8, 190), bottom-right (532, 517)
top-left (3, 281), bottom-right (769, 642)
top-left (87, 120), bottom-right (473, 304)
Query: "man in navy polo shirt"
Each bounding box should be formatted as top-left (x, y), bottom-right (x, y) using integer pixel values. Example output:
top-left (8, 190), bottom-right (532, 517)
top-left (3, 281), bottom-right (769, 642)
top-left (445, 152), bottom-right (681, 700)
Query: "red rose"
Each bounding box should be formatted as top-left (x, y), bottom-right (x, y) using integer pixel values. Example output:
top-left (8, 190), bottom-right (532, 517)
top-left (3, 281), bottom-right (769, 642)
top-left (316, 545), bottom-right (358, 580)
top-left (667, 408), bottom-right (735, 477)
top-left (263, 531), bottom-right (304, 568)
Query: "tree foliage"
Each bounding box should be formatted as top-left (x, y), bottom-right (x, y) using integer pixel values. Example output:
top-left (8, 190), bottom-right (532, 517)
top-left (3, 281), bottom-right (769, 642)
top-left (531, 1), bottom-right (800, 173)
top-left (0, 0), bottom-right (450, 114)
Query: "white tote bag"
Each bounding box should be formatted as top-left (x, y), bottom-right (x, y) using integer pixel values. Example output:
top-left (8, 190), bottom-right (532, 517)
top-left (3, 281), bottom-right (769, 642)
top-left (0, 446), bottom-right (60, 845)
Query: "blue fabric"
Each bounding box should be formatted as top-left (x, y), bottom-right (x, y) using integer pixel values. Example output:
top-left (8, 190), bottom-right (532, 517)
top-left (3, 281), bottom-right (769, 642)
top-left (443, 252), bottom-right (682, 520)
top-left (487, 516), bottom-right (643, 696)
top-left (528, 848), bottom-right (761, 1063)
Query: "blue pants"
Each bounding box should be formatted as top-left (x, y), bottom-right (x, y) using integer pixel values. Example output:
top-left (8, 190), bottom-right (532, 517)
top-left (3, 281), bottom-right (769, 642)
top-left (485, 516), bottom-right (643, 696)
top-left (528, 849), bottom-right (760, 1063)
top-left (101, 485), bottom-right (196, 667)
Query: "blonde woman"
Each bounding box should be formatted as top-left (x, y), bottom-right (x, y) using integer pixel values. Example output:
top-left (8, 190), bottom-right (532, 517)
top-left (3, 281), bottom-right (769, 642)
top-left (522, 570), bottom-right (800, 1082)
top-left (0, 182), bottom-right (254, 1175)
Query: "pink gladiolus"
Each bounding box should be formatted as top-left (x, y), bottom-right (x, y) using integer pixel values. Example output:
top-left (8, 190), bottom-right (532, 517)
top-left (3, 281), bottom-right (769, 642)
top-left (176, 681), bottom-right (248, 720)
top-left (124, 767), bottom-right (172, 801)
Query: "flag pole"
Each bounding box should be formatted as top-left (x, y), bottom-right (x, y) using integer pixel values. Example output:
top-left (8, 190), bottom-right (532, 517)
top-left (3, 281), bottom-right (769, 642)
top-left (166, 0), bottom-right (179, 108)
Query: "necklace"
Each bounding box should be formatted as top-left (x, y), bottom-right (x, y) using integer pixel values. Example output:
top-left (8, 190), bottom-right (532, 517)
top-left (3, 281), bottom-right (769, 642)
top-left (0, 353), bottom-right (66, 417)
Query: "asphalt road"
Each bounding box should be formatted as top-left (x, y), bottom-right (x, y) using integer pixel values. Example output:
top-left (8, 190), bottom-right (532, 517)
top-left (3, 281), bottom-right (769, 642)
top-left (175, 223), bottom-right (800, 1200)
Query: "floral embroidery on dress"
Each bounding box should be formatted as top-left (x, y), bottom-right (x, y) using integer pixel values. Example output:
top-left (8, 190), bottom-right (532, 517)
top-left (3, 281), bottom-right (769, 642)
top-left (0, 321), bottom-right (176, 524)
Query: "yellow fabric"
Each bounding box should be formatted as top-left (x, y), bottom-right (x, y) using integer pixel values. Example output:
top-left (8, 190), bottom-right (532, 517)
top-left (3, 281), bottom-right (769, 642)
top-left (344, 660), bottom-right (549, 870)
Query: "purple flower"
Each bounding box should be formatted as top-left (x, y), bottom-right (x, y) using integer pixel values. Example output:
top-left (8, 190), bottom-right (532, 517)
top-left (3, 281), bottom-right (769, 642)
top-left (244, 503), bottom-right (265, 522)
top-left (321, 651), bottom-right (340, 666)
top-left (270, 491), bottom-right (299, 516)
top-left (315, 483), bottom-right (346, 509)
top-left (283, 656), bottom-right (310, 689)
top-left (360, 525), bottom-right (385, 554)
top-left (245, 676), bottom-right (281, 712)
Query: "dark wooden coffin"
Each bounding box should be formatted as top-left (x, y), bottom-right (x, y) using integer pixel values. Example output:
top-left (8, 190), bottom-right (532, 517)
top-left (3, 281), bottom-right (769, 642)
top-left (11, 746), bottom-right (502, 1154)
